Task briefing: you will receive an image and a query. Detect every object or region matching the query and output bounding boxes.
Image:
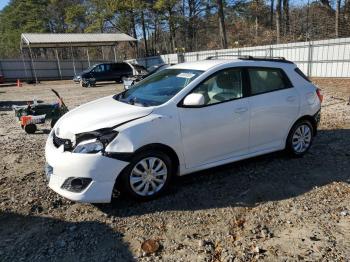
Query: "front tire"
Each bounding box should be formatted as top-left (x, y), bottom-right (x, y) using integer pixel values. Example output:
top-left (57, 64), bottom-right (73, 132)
top-left (117, 150), bottom-right (173, 201)
top-left (286, 120), bottom-right (314, 157)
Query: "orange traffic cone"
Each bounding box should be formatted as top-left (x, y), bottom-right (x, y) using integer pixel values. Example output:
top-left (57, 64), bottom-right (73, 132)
top-left (16, 79), bottom-right (22, 87)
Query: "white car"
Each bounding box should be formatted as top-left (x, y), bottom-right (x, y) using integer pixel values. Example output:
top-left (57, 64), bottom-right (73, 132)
top-left (45, 57), bottom-right (322, 203)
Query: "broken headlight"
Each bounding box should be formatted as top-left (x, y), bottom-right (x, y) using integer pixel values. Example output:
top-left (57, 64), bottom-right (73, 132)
top-left (73, 130), bottom-right (118, 154)
top-left (73, 139), bottom-right (104, 154)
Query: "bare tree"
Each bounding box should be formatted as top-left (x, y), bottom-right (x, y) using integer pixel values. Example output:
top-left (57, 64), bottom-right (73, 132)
top-left (141, 11), bottom-right (149, 56)
top-left (217, 0), bottom-right (227, 49)
top-left (283, 0), bottom-right (290, 35)
top-left (270, 0), bottom-right (274, 29)
top-left (276, 0), bottom-right (282, 43)
top-left (335, 0), bottom-right (341, 37)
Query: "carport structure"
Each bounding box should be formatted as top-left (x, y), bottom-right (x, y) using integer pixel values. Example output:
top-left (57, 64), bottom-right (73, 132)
top-left (20, 33), bottom-right (137, 83)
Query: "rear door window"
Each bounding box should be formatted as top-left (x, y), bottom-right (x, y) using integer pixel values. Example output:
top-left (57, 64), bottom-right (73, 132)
top-left (248, 68), bottom-right (291, 95)
top-left (104, 64), bottom-right (111, 72)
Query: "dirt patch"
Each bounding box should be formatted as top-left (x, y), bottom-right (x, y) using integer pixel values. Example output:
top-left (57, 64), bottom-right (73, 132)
top-left (0, 79), bottom-right (349, 261)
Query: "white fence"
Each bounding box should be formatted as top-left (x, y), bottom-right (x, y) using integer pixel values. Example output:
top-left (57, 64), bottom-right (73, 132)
top-left (0, 37), bottom-right (350, 81)
top-left (0, 59), bottom-right (112, 82)
top-left (131, 37), bottom-right (350, 78)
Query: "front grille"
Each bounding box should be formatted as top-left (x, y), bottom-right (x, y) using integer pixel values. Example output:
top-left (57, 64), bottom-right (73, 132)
top-left (53, 133), bottom-right (73, 151)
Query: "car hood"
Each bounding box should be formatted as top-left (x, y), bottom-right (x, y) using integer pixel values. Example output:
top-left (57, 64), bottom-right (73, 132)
top-left (54, 95), bottom-right (153, 140)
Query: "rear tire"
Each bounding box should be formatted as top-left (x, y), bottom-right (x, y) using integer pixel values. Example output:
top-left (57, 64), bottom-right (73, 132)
top-left (24, 124), bottom-right (37, 134)
top-left (117, 150), bottom-right (173, 201)
top-left (286, 120), bottom-right (314, 157)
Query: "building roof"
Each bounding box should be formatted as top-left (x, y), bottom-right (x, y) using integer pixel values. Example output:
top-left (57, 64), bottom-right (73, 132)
top-left (21, 33), bottom-right (137, 48)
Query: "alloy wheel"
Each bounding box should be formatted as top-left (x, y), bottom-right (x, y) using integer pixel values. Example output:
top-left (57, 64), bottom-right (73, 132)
top-left (129, 157), bottom-right (168, 196)
top-left (292, 124), bottom-right (312, 153)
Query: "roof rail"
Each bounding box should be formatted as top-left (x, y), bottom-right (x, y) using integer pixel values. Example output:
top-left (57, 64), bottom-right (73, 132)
top-left (205, 55), bottom-right (294, 64)
top-left (205, 54), bottom-right (241, 60)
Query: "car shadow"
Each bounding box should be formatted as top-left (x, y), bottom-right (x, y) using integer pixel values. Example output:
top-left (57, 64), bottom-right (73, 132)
top-left (0, 83), bottom-right (17, 88)
top-left (0, 212), bottom-right (135, 261)
top-left (0, 100), bottom-right (44, 111)
top-left (98, 129), bottom-right (350, 217)
top-left (94, 82), bottom-right (121, 87)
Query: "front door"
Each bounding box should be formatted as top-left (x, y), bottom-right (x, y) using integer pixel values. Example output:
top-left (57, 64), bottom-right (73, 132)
top-left (178, 68), bottom-right (250, 168)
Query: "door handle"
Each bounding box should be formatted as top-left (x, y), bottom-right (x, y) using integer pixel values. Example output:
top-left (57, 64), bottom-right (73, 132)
top-left (286, 96), bottom-right (296, 102)
top-left (234, 107), bottom-right (248, 114)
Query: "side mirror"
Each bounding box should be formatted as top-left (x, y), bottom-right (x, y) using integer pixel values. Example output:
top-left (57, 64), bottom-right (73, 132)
top-left (183, 93), bottom-right (205, 107)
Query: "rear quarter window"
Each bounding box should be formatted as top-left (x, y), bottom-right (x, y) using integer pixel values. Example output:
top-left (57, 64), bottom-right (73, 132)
top-left (294, 68), bottom-right (311, 82)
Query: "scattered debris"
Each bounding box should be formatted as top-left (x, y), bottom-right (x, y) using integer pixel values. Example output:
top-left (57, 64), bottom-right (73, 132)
top-left (141, 239), bottom-right (160, 255)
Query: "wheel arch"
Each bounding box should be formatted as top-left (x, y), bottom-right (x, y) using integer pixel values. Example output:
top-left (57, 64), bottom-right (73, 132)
top-left (292, 115), bottom-right (318, 136)
top-left (133, 143), bottom-right (180, 174)
top-left (285, 114), bottom-right (317, 149)
top-left (112, 143), bottom-right (180, 198)
top-left (111, 142), bottom-right (180, 178)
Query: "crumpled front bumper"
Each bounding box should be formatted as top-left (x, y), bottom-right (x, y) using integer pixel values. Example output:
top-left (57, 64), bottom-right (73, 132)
top-left (45, 133), bottom-right (129, 203)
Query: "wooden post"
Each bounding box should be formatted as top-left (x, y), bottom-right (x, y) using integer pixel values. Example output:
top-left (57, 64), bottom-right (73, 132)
top-left (55, 49), bottom-right (62, 79)
top-left (86, 48), bottom-right (90, 67)
top-left (113, 45), bottom-right (117, 62)
top-left (28, 45), bottom-right (38, 84)
top-left (70, 45), bottom-right (76, 76)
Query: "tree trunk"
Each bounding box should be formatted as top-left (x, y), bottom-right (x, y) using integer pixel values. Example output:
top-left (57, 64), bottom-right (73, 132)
top-left (188, 0), bottom-right (195, 51)
top-left (276, 0), bottom-right (282, 43)
top-left (255, 0), bottom-right (259, 40)
top-left (335, 0), bottom-right (341, 37)
top-left (141, 11), bottom-right (148, 56)
top-left (270, 0), bottom-right (274, 29)
top-left (131, 10), bottom-right (138, 57)
top-left (217, 0), bottom-right (228, 49)
top-left (168, 11), bottom-right (176, 52)
top-left (283, 0), bottom-right (290, 35)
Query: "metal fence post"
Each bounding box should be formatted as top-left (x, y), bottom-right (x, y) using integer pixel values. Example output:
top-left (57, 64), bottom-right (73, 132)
top-left (269, 46), bottom-right (273, 57)
top-left (307, 41), bottom-right (313, 77)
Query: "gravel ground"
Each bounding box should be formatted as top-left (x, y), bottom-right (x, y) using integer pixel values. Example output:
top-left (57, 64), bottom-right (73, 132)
top-left (0, 79), bottom-right (349, 261)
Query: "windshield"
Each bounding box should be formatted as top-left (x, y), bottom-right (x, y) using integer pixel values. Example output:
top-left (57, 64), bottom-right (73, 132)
top-left (115, 68), bottom-right (203, 107)
top-left (82, 64), bottom-right (98, 74)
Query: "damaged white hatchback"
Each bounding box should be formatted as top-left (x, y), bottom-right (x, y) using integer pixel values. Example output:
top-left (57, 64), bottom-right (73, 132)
top-left (45, 57), bottom-right (322, 203)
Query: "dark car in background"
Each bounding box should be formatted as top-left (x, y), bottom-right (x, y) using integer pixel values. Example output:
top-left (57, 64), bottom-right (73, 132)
top-left (0, 74), bottom-right (4, 84)
top-left (73, 62), bottom-right (147, 84)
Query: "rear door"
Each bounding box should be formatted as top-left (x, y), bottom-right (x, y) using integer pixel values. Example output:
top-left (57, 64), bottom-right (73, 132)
top-left (247, 67), bottom-right (299, 153)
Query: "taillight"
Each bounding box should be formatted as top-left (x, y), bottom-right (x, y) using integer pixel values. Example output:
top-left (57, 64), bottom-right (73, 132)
top-left (316, 88), bottom-right (323, 103)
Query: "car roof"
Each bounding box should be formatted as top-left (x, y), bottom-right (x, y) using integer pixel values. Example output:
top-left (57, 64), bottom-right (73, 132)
top-left (169, 58), bottom-right (295, 71)
top-left (170, 60), bottom-right (230, 71)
